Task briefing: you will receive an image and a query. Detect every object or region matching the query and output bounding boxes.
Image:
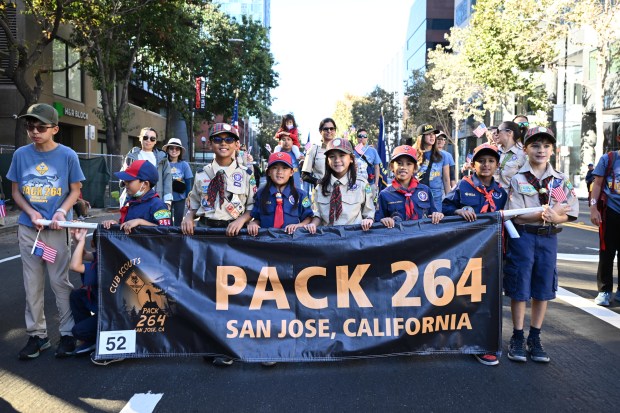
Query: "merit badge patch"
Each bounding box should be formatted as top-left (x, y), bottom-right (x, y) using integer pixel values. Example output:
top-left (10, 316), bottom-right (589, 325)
top-left (154, 209), bottom-right (171, 220)
top-left (302, 196), bottom-right (311, 208)
top-left (417, 191), bottom-right (428, 201)
top-left (518, 183), bottom-right (537, 195)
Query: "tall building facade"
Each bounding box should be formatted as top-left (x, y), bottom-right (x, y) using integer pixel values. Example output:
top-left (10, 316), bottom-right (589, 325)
top-left (213, 0), bottom-right (270, 28)
top-left (403, 0), bottom-right (455, 73)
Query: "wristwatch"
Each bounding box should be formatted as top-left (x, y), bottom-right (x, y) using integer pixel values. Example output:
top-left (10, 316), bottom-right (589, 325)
top-left (590, 199), bottom-right (597, 207)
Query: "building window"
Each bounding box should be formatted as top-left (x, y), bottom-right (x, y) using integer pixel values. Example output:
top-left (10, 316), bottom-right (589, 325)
top-left (53, 40), bottom-right (82, 101)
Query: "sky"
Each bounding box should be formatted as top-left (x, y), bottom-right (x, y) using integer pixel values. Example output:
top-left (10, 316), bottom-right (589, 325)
top-left (268, 0), bottom-right (413, 144)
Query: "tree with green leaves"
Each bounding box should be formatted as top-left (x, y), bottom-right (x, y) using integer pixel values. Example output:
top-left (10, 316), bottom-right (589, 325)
top-left (0, 0), bottom-right (71, 147)
top-left (350, 86), bottom-right (400, 155)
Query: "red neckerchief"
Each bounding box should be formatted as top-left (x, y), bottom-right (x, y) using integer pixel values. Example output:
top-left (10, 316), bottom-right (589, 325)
top-left (391, 178), bottom-right (419, 220)
top-left (463, 176), bottom-right (496, 213)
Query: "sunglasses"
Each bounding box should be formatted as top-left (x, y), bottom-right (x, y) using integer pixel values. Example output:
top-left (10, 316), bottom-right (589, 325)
top-left (26, 123), bottom-right (55, 133)
top-left (518, 121), bottom-right (529, 128)
top-left (321, 127), bottom-right (335, 132)
top-left (211, 136), bottom-right (237, 144)
top-left (143, 135), bottom-right (157, 142)
top-left (357, 134), bottom-right (368, 139)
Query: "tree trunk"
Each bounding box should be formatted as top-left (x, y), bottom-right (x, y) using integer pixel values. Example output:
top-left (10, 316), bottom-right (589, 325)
top-left (594, 58), bottom-right (606, 163)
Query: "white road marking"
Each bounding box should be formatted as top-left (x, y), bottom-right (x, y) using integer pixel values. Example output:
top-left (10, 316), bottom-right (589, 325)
top-left (558, 253), bottom-right (616, 263)
top-left (120, 392), bottom-right (164, 413)
top-left (556, 287), bottom-right (620, 330)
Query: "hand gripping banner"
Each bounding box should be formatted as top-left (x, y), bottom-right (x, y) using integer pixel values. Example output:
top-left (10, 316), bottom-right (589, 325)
top-left (94, 214), bottom-right (503, 362)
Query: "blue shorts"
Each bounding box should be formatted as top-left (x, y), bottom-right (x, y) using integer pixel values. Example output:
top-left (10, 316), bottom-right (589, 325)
top-left (503, 230), bottom-right (558, 301)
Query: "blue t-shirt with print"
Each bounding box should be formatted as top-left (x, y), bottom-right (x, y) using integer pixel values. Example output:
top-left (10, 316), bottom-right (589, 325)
top-left (7, 143), bottom-right (85, 227)
top-left (170, 161), bottom-right (194, 201)
top-left (593, 151), bottom-right (620, 214)
top-left (417, 151), bottom-right (449, 190)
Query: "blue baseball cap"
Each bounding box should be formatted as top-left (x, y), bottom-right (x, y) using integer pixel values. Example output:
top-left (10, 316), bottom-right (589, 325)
top-left (115, 160), bottom-right (159, 183)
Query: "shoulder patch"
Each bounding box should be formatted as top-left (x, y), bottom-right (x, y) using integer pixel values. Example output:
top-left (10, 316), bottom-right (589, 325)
top-left (302, 196), bottom-right (311, 208)
top-left (365, 184), bottom-right (372, 194)
top-left (154, 209), bottom-right (171, 220)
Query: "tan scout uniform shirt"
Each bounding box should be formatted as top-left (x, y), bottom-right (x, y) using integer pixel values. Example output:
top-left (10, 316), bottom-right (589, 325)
top-left (188, 160), bottom-right (256, 221)
top-left (313, 175), bottom-right (375, 226)
top-left (495, 143), bottom-right (526, 188)
top-left (302, 144), bottom-right (327, 181)
top-left (506, 162), bottom-right (579, 225)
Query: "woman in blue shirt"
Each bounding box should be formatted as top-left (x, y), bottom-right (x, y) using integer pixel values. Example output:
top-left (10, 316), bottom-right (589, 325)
top-left (414, 124), bottom-right (451, 212)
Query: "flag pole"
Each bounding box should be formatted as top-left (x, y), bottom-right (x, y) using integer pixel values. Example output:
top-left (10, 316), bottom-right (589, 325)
top-left (30, 229), bottom-right (42, 255)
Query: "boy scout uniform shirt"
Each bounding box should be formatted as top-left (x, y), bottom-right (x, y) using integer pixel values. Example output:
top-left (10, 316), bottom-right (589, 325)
top-left (506, 162), bottom-right (579, 225)
top-left (250, 186), bottom-right (314, 227)
top-left (313, 176), bottom-right (375, 225)
top-left (301, 144), bottom-right (326, 182)
top-left (375, 182), bottom-right (436, 221)
top-left (443, 173), bottom-right (508, 215)
top-left (188, 160), bottom-right (256, 220)
top-left (495, 143), bottom-right (526, 188)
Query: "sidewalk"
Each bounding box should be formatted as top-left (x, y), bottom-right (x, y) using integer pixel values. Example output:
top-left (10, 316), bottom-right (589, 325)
top-left (0, 205), bottom-right (118, 234)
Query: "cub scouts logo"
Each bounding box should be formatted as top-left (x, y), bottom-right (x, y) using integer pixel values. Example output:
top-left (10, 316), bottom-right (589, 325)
top-left (289, 195), bottom-right (295, 205)
top-left (492, 192), bottom-right (502, 199)
top-left (232, 172), bottom-right (243, 182)
top-left (417, 191), bottom-right (428, 201)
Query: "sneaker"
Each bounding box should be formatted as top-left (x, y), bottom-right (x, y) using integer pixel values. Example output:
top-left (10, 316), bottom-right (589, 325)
top-left (527, 336), bottom-right (550, 363)
top-left (90, 352), bottom-right (124, 366)
top-left (473, 353), bottom-right (499, 366)
top-left (74, 341), bottom-right (96, 355)
top-left (213, 357), bottom-right (234, 366)
top-left (594, 292), bottom-right (611, 306)
top-left (55, 335), bottom-right (76, 358)
top-left (507, 335), bottom-right (527, 362)
top-left (18, 336), bottom-right (51, 360)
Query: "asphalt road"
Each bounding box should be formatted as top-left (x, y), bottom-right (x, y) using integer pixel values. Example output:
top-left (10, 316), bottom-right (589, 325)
top-left (0, 201), bottom-right (618, 412)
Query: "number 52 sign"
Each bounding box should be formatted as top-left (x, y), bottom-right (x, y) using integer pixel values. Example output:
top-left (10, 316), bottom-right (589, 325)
top-left (98, 330), bottom-right (137, 355)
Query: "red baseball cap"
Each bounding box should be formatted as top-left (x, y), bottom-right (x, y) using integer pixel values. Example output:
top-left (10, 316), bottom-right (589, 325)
top-left (267, 152), bottom-right (293, 168)
top-left (472, 143), bottom-right (500, 163)
top-left (115, 160), bottom-right (159, 183)
top-left (390, 145), bottom-right (417, 163)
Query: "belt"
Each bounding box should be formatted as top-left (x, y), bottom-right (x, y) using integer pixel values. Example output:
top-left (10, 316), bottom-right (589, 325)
top-left (515, 224), bottom-right (562, 235)
top-left (199, 217), bottom-right (233, 228)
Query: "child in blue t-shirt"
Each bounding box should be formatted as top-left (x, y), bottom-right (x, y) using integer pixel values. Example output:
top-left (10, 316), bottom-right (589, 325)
top-left (248, 152), bottom-right (314, 236)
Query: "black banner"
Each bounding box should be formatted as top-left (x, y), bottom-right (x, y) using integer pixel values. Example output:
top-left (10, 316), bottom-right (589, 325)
top-left (95, 215), bottom-right (502, 362)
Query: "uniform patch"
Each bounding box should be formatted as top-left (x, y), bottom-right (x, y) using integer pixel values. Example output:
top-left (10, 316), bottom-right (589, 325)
top-left (552, 178), bottom-right (563, 188)
top-left (518, 183), bottom-right (537, 195)
top-left (492, 192), bottom-right (502, 199)
top-left (417, 191), bottom-right (428, 201)
top-left (351, 184), bottom-right (358, 190)
top-left (365, 184), bottom-right (371, 194)
top-left (250, 177), bottom-right (256, 186)
top-left (201, 197), bottom-right (211, 208)
top-left (233, 181), bottom-right (241, 187)
top-left (565, 181), bottom-right (574, 190)
top-left (512, 155), bottom-right (517, 161)
top-left (154, 209), bottom-right (171, 220)
top-left (302, 196), bottom-right (311, 208)
top-left (289, 195), bottom-right (295, 205)
top-left (232, 172), bottom-right (243, 182)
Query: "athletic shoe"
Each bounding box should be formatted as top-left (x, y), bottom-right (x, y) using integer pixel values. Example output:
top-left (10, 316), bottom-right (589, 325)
top-left (594, 292), bottom-right (611, 306)
top-left (213, 357), bottom-right (234, 366)
top-left (18, 336), bottom-right (51, 360)
top-left (55, 335), bottom-right (76, 358)
top-left (74, 341), bottom-right (96, 355)
top-left (527, 336), bottom-right (550, 363)
top-left (507, 335), bottom-right (527, 362)
top-left (90, 352), bottom-right (124, 366)
top-left (473, 353), bottom-right (499, 366)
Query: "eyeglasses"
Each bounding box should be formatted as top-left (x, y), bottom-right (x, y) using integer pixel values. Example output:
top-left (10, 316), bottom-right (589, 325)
top-left (518, 121), bottom-right (529, 128)
top-left (321, 127), bottom-right (335, 132)
top-left (26, 123), bottom-right (55, 133)
top-left (357, 134), bottom-right (368, 139)
top-left (143, 135), bottom-right (157, 142)
top-left (211, 136), bottom-right (237, 144)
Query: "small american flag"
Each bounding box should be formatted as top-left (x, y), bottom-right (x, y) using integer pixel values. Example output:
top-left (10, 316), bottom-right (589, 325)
top-left (33, 240), bottom-right (57, 263)
top-left (550, 184), bottom-right (567, 204)
top-left (473, 123), bottom-right (487, 138)
top-left (0, 199), bottom-right (5, 218)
